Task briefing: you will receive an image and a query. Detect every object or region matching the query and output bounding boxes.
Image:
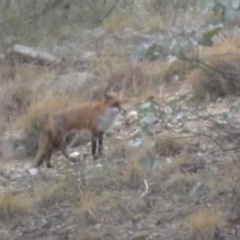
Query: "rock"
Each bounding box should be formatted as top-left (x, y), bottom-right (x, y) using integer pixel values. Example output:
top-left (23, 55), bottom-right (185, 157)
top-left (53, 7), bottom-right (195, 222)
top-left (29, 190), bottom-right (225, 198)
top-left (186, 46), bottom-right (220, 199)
top-left (125, 110), bottom-right (138, 125)
top-left (131, 36), bottom-right (171, 62)
top-left (28, 167), bottom-right (39, 176)
top-left (6, 44), bottom-right (62, 66)
top-left (128, 137), bottom-right (144, 149)
top-left (95, 163), bottom-right (103, 168)
top-left (132, 231), bottom-right (149, 240)
top-left (0, 139), bottom-right (15, 159)
top-left (69, 151), bottom-right (80, 158)
top-left (0, 134), bottom-right (28, 160)
top-left (14, 144), bottom-right (27, 159)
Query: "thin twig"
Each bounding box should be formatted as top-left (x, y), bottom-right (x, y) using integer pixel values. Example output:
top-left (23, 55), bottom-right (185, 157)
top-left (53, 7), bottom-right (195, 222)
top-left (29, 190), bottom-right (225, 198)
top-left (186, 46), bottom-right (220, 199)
top-left (140, 179), bottom-right (149, 197)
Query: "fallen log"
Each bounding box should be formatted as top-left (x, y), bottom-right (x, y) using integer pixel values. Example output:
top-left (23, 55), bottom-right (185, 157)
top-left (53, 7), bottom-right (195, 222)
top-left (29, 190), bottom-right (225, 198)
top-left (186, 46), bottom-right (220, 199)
top-left (6, 44), bottom-right (62, 66)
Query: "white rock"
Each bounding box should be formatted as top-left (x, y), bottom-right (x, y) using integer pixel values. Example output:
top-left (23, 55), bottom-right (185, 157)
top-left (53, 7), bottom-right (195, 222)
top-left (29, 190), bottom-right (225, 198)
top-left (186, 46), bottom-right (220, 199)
top-left (126, 110), bottom-right (138, 119)
top-left (69, 151), bottom-right (80, 158)
top-left (125, 110), bottom-right (138, 125)
top-left (28, 167), bottom-right (39, 176)
top-left (95, 163), bottom-right (103, 168)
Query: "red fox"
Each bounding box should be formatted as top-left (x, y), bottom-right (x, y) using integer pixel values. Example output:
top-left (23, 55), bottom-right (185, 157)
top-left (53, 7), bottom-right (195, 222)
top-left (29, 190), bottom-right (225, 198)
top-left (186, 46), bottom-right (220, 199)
top-left (33, 92), bottom-right (125, 168)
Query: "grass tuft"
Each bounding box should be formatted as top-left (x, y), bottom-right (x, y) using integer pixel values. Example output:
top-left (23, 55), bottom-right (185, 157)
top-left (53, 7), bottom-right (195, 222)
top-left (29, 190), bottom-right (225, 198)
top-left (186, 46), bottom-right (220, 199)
top-left (102, 14), bottom-right (139, 33)
top-left (0, 83), bottom-right (32, 121)
top-left (76, 190), bottom-right (97, 225)
top-left (145, 15), bottom-right (164, 33)
top-left (160, 154), bottom-right (189, 176)
top-left (123, 158), bottom-right (146, 189)
top-left (155, 136), bottom-right (183, 157)
top-left (92, 56), bottom-right (153, 98)
top-left (78, 190), bottom-right (96, 216)
top-left (36, 178), bottom-right (77, 209)
top-left (0, 191), bottom-right (28, 222)
top-left (188, 37), bottom-right (240, 101)
top-left (164, 172), bottom-right (199, 194)
top-left (162, 59), bottom-right (193, 83)
top-left (187, 208), bottom-right (225, 240)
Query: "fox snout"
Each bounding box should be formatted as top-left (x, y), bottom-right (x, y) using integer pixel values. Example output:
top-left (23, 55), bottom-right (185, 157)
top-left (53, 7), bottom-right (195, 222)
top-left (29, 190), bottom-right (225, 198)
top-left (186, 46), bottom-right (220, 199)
top-left (111, 107), bottom-right (121, 113)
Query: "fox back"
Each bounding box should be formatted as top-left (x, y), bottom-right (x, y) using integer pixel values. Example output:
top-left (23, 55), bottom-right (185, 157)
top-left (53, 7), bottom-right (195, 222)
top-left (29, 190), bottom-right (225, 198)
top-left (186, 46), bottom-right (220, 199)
top-left (49, 92), bottom-right (123, 146)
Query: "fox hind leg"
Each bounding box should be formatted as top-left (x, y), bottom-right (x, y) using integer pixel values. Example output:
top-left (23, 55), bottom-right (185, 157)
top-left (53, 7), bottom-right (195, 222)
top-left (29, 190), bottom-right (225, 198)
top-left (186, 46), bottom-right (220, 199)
top-left (34, 149), bottom-right (45, 168)
top-left (34, 129), bottom-right (52, 168)
top-left (45, 147), bottom-right (53, 168)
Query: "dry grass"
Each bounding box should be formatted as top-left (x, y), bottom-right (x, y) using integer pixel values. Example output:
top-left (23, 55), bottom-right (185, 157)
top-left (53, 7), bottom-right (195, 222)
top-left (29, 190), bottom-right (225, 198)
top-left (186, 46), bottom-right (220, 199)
top-left (226, 159), bottom-right (240, 212)
top-left (102, 2), bottom-right (192, 34)
top-left (0, 83), bottom-right (32, 121)
top-left (37, 237), bottom-right (60, 240)
top-left (164, 172), bottom-right (199, 190)
top-left (155, 136), bottom-right (183, 157)
top-left (122, 138), bottom-right (151, 189)
top-left (92, 56), bottom-right (155, 98)
top-left (206, 174), bottom-right (231, 197)
top-left (97, 191), bottom-right (121, 210)
top-left (0, 61), bottom-right (61, 124)
top-left (18, 94), bottom-right (72, 130)
top-left (78, 190), bottom-right (96, 216)
top-left (102, 13), bottom-right (140, 33)
top-left (78, 233), bottom-right (102, 240)
top-left (123, 158), bottom-right (146, 189)
top-left (36, 178), bottom-right (77, 209)
top-left (140, 61), bottom-right (165, 90)
top-left (162, 59), bottom-right (193, 83)
top-left (0, 63), bottom-right (46, 83)
top-left (188, 35), bottom-right (240, 100)
top-left (101, 4), bottom-right (169, 34)
top-left (0, 191), bottom-right (29, 222)
top-left (187, 208), bottom-right (225, 240)
top-left (145, 15), bottom-right (164, 33)
top-left (76, 190), bottom-right (97, 225)
top-left (160, 154), bottom-right (189, 176)
top-left (13, 64), bottom-right (48, 82)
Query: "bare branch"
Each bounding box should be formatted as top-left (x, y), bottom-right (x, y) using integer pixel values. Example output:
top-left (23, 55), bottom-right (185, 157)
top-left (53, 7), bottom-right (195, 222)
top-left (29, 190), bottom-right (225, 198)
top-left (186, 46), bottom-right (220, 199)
top-left (140, 179), bottom-right (149, 197)
top-left (100, 0), bottom-right (120, 22)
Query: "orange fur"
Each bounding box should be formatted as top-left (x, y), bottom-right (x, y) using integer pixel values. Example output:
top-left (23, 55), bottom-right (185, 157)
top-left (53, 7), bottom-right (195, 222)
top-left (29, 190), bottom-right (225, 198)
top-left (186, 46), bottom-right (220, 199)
top-left (34, 92), bottom-right (124, 168)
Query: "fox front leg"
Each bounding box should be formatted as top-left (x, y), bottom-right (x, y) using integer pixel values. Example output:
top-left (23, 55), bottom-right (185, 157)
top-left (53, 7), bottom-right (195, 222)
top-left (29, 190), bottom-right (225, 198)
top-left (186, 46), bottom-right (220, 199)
top-left (91, 136), bottom-right (98, 160)
top-left (98, 131), bottom-right (104, 157)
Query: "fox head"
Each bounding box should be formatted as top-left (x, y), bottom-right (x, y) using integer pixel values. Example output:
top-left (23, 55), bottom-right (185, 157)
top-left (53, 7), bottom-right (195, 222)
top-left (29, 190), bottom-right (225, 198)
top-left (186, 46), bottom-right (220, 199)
top-left (104, 92), bottom-right (125, 114)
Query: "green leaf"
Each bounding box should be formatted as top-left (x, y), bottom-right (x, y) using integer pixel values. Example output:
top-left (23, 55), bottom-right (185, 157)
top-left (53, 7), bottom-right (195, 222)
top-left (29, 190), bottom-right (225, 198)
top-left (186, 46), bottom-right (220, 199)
top-left (218, 0), bottom-right (240, 9)
top-left (218, 0), bottom-right (230, 8)
top-left (212, 2), bottom-right (225, 14)
top-left (231, 0), bottom-right (240, 9)
top-left (198, 25), bottom-right (223, 46)
top-left (151, 77), bottom-right (163, 88)
top-left (178, 36), bottom-right (190, 48)
top-left (139, 157), bottom-right (152, 168)
top-left (205, 15), bottom-right (223, 26)
top-left (224, 8), bottom-right (240, 22)
top-left (202, 0), bottom-right (215, 10)
top-left (131, 44), bottom-right (149, 62)
top-left (171, 36), bottom-right (192, 58)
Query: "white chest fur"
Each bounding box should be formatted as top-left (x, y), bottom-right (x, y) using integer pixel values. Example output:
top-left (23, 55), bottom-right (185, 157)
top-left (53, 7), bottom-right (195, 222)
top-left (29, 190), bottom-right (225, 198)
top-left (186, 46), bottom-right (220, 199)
top-left (97, 107), bottom-right (120, 132)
